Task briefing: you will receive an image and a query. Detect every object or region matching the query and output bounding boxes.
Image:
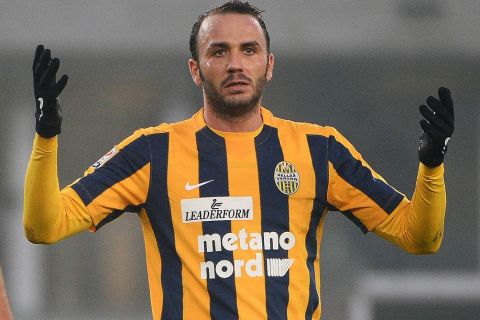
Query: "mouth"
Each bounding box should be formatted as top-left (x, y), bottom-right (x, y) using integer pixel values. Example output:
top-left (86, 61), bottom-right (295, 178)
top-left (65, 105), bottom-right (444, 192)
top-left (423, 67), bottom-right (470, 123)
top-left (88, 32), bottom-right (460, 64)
top-left (224, 80), bottom-right (250, 88)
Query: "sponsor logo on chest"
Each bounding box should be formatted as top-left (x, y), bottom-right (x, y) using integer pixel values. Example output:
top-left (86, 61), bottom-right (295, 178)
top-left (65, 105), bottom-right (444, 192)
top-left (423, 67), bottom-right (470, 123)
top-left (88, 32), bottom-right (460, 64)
top-left (180, 195), bottom-right (296, 279)
top-left (198, 229), bottom-right (296, 279)
top-left (181, 196), bottom-right (253, 223)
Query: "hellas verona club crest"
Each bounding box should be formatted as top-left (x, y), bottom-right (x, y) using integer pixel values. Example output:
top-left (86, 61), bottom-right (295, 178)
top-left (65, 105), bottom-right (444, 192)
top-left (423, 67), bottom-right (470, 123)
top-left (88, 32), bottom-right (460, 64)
top-left (274, 161), bottom-right (300, 195)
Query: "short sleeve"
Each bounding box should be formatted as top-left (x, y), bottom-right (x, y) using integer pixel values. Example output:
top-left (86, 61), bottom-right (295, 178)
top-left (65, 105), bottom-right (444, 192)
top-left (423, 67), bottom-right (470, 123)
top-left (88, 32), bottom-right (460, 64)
top-left (326, 128), bottom-right (405, 233)
top-left (68, 130), bottom-right (151, 230)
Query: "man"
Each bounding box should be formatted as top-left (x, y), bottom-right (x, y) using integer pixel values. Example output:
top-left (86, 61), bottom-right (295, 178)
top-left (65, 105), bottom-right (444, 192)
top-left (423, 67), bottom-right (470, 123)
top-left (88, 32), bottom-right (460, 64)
top-left (24, 1), bottom-right (454, 319)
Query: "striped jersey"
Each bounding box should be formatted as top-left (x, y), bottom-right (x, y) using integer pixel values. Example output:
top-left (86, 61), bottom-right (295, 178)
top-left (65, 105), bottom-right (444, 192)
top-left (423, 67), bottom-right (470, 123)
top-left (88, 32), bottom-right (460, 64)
top-left (66, 107), bottom-right (406, 319)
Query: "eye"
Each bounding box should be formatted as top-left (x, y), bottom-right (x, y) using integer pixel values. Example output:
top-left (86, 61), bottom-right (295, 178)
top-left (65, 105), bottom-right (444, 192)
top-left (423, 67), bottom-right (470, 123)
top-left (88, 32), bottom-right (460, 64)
top-left (244, 47), bottom-right (255, 55)
top-left (214, 49), bottom-right (226, 57)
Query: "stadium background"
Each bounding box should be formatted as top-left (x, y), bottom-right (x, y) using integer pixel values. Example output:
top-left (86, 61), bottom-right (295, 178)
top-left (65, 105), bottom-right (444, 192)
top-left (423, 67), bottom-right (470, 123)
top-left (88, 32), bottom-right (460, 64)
top-left (0, 0), bottom-right (478, 319)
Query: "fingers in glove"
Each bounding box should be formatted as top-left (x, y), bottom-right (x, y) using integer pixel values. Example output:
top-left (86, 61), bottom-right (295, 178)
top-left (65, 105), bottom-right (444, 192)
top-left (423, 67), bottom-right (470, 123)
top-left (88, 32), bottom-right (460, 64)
top-left (54, 74), bottom-right (69, 97)
top-left (34, 48), bottom-right (51, 82)
top-left (33, 45), bottom-right (44, 72)
top-left (420, 119), bottom-right (445, 144)
top-left (426, 96), bottom-right (454, 127)
top-left (437, 87), bottom-right (454, 121)
top-left (39, 58), bottom-right (60, 87)
top-left (419, 104), bottom-right (450, 135)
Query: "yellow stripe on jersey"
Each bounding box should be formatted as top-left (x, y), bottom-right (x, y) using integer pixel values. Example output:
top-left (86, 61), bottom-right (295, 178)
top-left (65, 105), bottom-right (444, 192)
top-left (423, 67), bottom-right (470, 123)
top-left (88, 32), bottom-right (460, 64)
top-left (313, 211), bottom-right (328, 318)
top-left (225, 137), bottom-right (267, 319)
top-left (84, 163), bottom-right (150, 227)
top-left (327, 162), bottom-right (389, 231)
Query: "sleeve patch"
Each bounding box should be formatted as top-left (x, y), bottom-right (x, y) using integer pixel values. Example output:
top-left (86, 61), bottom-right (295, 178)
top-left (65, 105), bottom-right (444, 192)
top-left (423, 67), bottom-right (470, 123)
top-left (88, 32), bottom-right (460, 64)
top-left (92, 147), bottom-right (118, 169)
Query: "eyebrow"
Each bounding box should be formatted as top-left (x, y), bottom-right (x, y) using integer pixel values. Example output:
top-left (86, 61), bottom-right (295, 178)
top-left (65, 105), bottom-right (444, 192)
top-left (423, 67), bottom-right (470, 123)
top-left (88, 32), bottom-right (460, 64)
top-left (241, 41), bottom-right (261, 48)
top-left (207, 41), bottom-right (261, 50)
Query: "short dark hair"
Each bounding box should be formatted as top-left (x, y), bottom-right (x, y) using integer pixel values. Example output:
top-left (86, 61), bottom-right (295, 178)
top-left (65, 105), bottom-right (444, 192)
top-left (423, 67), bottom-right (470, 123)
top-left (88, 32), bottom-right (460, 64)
top-left (189, 1), bottom-right (270, 61)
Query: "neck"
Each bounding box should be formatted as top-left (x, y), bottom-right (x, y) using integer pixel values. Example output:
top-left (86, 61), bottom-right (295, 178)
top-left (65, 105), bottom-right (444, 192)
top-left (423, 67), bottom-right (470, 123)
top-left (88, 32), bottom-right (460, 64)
top-left (203, 104), bottom-right (263, 132)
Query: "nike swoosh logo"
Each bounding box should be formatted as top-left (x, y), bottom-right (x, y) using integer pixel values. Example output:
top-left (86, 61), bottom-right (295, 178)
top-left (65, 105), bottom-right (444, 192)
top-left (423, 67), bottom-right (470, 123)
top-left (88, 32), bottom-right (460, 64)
top-left (185, 179), bottom-right (214, 191)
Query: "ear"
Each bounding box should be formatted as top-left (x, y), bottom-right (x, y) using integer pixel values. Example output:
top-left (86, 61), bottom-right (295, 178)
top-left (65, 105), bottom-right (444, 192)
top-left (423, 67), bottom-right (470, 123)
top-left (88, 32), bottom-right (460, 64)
top-left (266, 53), bottom-right (274, 82)
top-left (188, 59), bottom-right (202, 87)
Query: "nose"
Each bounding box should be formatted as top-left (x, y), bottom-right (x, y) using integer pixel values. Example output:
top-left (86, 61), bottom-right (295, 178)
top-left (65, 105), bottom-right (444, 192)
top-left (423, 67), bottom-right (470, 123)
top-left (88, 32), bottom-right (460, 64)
top-left (226, 51), bottom-right (243, 73)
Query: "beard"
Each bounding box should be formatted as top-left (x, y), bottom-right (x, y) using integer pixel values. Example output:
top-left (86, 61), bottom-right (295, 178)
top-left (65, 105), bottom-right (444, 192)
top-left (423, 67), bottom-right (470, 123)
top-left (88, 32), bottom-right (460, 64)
top-left (199, 67), bottom-right (268, 119)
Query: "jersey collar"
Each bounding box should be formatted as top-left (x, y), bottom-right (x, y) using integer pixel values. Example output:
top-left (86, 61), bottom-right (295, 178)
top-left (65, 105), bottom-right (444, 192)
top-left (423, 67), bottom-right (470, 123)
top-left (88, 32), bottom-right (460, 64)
top-left (192, 106), bottom-right (275, 139)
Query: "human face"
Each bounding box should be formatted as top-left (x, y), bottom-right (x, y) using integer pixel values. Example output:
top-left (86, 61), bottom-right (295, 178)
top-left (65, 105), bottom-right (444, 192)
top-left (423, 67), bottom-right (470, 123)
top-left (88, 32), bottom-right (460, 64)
top-left (189, 13), bottom-right (274, 118)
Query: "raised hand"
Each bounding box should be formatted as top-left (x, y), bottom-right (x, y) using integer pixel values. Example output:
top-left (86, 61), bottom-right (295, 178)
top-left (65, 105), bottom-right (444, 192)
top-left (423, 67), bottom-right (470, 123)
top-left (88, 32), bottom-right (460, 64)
top-left (418, 87), bottom-right (455, 167)
top-left (32, 45), bottom-right (69, 138)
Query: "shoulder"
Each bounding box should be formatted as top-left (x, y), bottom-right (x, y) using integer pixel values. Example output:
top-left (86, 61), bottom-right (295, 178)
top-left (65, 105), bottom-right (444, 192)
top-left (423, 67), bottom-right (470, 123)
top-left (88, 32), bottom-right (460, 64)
top-left (267, 112), bottom-right (359, 156)
top-left (139, 111), bottom-right (205, 139)
top-left (268, 112), bottom-right (340, 139)
top-left (135, 123), bottom-right (173, 137)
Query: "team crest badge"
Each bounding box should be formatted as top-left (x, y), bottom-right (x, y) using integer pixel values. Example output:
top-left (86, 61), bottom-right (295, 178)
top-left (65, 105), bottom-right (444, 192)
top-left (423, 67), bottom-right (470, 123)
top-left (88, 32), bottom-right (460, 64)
top-left (274, 161), bottom-right (300, 195)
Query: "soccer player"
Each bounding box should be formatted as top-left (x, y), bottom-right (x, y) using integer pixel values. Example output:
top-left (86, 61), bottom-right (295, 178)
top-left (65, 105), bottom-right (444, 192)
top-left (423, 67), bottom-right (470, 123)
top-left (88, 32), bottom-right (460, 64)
top-left (24, 1), bottom-right (454, 319)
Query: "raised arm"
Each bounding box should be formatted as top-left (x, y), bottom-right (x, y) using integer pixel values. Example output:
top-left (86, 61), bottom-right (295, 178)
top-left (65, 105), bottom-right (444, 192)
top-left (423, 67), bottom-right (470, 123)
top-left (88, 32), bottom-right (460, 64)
top-left (24, 45), bottom-right (92, 244)
top-left (374, 87), bottom-right (455, 253)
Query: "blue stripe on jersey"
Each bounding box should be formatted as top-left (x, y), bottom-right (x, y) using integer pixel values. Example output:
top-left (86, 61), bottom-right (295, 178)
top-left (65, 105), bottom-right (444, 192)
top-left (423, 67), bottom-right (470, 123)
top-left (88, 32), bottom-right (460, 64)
top-left (327, 204), bottom-right (369, 234)
top-left (307, 135), bottom-right (329, 206)
top-left (305, 135), bottom-right (329, 318)
top-left (340, 210), bottom-right (369, 233)
top-left (196, 127), bottom-right (239, 320)
top-left (328, 135), bottom-right (404, 214)
top-left (95, 204), bottom-right (143, 230)
top-left (145, 133), bottom-right (183, 320)
top-left (255, 125), bottom-right (289, 320)
top-left (71, 135), bottom-right (150, 206)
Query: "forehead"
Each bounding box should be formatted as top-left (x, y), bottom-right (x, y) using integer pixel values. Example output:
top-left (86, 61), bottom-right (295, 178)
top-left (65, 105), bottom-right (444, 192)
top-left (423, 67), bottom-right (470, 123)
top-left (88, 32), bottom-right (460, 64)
top-left (198, 12), bottom-right (266, 49)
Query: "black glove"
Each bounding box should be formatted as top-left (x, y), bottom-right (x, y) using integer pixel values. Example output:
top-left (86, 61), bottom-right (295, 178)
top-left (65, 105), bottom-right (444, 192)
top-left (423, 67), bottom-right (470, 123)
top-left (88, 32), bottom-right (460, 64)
top-left (32, 45), bottom-right (69, 138)
top-left (418, 87), bottom-right (454, 167)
